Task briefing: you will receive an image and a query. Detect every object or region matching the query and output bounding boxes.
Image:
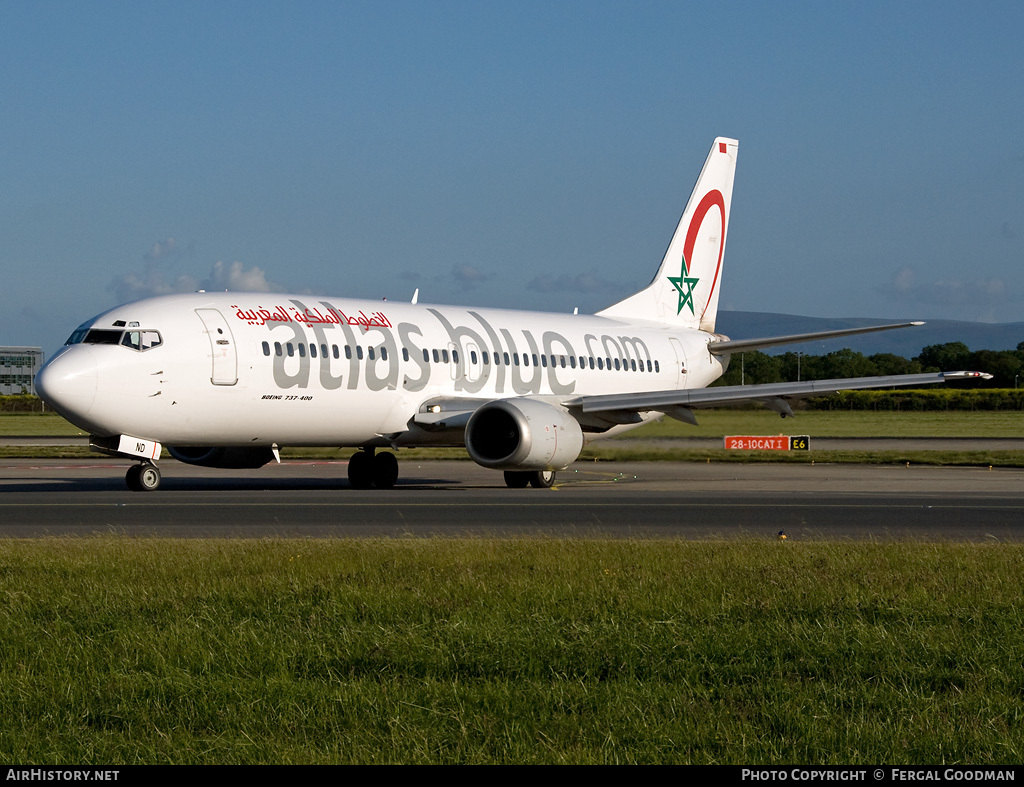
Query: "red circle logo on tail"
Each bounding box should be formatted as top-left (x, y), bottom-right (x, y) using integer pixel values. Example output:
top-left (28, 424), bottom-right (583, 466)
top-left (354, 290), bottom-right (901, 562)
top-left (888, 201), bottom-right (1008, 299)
top-left (668, 189), bottom-right (725, 317)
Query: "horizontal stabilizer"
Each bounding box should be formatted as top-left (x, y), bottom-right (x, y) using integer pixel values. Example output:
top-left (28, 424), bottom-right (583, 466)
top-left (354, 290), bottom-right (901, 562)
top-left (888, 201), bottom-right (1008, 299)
top-left (707, 322), bottom-right (924, 356)
top-left (578, 371), bottom-right (991, 415)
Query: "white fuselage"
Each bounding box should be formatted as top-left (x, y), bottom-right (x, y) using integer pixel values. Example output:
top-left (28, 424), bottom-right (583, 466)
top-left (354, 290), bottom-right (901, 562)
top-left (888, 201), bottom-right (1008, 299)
top-left (33, 138), bottom-right (983, 493)
top-left (40, 291), bottom-right (727, 449)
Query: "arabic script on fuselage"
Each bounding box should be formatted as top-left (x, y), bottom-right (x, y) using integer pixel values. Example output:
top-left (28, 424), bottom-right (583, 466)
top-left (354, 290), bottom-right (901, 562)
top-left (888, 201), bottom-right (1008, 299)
top-left (231, 305), bottom-right (392, 330)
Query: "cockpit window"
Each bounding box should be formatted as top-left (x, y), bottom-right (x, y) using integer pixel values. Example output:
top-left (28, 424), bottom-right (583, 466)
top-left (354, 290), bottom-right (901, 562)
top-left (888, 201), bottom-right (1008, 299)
top-left (63, 328), bottom-right (163, 351)
top-left (83, 330), bottom-right (123, 345)
top-left (65, 328), bottom-right (89, 345)
top-left (121, 331), bottom-right (162, 351)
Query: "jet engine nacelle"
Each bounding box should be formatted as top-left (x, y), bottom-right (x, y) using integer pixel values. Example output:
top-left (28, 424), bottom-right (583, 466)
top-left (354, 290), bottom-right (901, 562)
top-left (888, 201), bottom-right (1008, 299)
top-left (167, 446), bottom-right (277, 469)
top-left (464, 398), bottom-right (584, 471)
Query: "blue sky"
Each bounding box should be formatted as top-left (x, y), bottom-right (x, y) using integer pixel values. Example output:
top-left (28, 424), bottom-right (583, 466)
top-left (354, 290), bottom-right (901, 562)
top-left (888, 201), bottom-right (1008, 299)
top-left (3, 0), bottom-right (1023, 354)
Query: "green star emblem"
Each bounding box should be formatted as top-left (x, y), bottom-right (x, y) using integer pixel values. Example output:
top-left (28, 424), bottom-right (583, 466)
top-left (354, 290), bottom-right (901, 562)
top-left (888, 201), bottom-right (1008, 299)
top-left (667, 263), bottom-right (699, 315)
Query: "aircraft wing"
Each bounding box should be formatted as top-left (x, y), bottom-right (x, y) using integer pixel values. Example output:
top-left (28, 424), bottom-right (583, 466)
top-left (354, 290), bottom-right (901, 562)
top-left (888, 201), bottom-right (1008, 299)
top-left (406, 371), bottom-right (992, 437)
top-left (577, 371), bottom-right (991, 422)
top-left (707, 321), bottom-right (924, 355)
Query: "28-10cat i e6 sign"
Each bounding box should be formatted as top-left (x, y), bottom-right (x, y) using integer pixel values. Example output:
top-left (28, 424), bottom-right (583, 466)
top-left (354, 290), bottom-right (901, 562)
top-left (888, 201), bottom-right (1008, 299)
top-left (724, 436), bottom-right (809, 451)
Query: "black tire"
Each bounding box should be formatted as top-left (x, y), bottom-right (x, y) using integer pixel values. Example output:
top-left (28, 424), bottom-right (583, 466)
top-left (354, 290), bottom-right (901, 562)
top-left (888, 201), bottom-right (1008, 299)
top-left (138, 464), bottom-right (161, 491)
top-left (529, 470), bottom-right (556, 489)
top-left (127, 464), bottom-right (161, 492)
top-left (348, 451), bottom-right (374, 489)
top-left (503, 471), bottom-right (530, 488)
top-left (372, 452), bottom-right (399, 489)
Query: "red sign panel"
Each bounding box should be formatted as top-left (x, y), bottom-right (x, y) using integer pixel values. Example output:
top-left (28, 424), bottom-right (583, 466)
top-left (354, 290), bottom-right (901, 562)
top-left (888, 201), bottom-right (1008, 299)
top-left (724, 436), bottom-right (810, 451)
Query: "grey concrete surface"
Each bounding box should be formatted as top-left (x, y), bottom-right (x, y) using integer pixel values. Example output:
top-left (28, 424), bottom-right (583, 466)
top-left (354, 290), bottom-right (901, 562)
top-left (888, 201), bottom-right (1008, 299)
top-left (1, 459), bottom-right (1021, 540)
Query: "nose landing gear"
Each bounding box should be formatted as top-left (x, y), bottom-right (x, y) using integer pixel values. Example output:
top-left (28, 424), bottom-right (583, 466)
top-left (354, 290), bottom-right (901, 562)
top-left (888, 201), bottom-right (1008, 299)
top-left (126, 462), bottom-right (161, 492)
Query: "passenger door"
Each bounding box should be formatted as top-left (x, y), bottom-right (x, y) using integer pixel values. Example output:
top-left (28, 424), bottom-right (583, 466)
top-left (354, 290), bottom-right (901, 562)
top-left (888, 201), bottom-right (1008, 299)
top-left (195, 308), bottom-right (238, 386)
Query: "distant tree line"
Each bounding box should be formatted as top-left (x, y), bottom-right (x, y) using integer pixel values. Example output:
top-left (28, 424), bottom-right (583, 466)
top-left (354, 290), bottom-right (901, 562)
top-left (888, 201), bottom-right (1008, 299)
top-left (0, 394), bottom-right (47, 412)
top-left (717, 342), bottom-right (1024, 390)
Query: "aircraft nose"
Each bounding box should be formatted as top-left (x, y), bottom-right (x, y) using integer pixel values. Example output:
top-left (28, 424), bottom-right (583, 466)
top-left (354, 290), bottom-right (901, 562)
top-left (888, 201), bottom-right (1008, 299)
top-left (36, 348), bottom-right (97, 418)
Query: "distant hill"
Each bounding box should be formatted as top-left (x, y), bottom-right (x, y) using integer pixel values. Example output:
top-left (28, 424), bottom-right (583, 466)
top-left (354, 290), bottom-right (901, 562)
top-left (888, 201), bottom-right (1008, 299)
top-left (715, 311), bottom-right (1024, 359)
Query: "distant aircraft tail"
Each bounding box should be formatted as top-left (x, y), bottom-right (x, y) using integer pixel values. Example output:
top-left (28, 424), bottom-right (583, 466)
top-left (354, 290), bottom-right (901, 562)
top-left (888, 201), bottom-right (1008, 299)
top-left (597, 137), bottom-right (738, 332)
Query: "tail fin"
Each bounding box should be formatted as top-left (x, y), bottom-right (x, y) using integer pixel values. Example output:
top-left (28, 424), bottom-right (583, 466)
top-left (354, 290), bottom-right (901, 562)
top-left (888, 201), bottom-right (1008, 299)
top-left (597, 137), bottom-right (738, 332)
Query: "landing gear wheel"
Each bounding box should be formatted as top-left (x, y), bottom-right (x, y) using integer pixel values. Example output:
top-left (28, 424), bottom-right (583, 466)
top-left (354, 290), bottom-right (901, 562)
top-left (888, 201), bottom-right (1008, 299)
top-left (529, 470), bottom-right (556, 489)
top-left (348, 450), bottom-right (374, 489)
top-left (503, 471), bottom-right (531, 488)
top-left (372, 452), bottom-right (399, 489)
top-left (126, 463), bottom-right (161, 492)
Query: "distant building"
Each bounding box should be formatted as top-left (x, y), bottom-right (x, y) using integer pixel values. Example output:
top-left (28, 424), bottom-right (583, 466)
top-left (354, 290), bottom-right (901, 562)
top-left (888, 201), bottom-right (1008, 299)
top-left (1, 347), bottom-right (44, 395)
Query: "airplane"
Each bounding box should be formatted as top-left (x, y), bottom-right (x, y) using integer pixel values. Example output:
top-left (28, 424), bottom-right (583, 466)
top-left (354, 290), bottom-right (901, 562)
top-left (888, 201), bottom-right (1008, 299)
top-left (35, 137), bottom-right (990, 491)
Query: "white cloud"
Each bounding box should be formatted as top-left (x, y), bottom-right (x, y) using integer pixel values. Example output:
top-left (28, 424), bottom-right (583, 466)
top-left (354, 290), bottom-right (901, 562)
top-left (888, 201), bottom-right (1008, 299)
top-left (450, 263), bottom-right (493, 290)
top-left (876, 265), bottom-right (1013, 321)
top-left (890, 266), bottom-right (916, 294)
top-left (109, 269), bottom-right (200, 303)
top-left (526, 271), bottom-right (625, 296)
top-left (144, 237), bottom-right (179, 261)
top-left (109, 259), bottom-right (279, 302)
top-left (201, 260), bottom-right (276, 292)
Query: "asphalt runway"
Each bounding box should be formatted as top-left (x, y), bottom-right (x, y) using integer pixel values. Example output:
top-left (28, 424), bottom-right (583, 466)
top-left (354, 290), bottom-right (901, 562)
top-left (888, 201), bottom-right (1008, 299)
top-left (8, 436), bottom-right (1024, 450)
top-left (2, 458), bottom-right (1023, 540)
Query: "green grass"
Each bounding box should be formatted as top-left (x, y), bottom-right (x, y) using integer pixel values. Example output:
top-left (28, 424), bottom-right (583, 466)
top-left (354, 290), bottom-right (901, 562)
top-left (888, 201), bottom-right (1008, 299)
top-left (4, 410), bottom-right (1024, 465)
top-left (9, 445), bottom-right (1017, 466)
top-left (5, 409), bottom-right (1023, 439)
top-left (0, 412), bottom-right (85, 436)
top-left (580, 447), bottom-right (1024, 467)
top-left (1, 538), bottom-right (1022, 764)
top-left (616, 409), bottom-right (1024, 439)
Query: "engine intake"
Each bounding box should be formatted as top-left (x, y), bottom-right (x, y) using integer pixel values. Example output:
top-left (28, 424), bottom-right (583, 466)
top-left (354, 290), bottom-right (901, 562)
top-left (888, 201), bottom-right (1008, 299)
top-left (465, 398), bottom-right (584, 471)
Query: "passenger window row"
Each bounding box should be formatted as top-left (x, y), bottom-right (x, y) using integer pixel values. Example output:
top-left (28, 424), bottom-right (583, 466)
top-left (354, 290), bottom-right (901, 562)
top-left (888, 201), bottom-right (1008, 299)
top-left (261, 342), bottom-right (660, 374)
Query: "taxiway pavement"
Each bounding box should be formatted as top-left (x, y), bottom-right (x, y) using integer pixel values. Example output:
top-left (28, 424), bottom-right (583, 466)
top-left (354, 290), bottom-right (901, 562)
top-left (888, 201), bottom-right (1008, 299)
top-left (1, 459), bottom-right (1021, 540)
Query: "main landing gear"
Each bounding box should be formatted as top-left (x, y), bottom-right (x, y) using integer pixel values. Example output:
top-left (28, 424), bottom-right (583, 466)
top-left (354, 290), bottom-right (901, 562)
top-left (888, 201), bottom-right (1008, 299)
top-left (347, 448), bottom-right (399, 489)
top-left (503, 470), bottom-right (556, 489)
top-left (126, 461), bottom-right (161, 492)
